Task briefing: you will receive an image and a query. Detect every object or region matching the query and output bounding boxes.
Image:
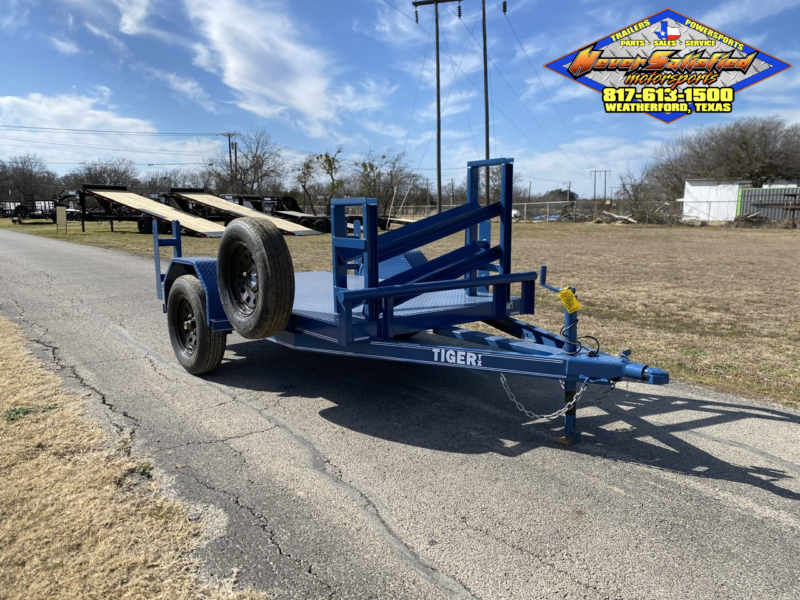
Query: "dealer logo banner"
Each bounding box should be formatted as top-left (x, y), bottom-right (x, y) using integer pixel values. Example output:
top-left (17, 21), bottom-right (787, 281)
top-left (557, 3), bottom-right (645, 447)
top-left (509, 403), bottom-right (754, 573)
top-left (544, 8), bottom-right (791, 123)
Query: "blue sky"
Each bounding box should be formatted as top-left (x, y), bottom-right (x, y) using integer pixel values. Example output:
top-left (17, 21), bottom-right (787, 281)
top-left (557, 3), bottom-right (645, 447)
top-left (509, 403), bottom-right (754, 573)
top-left (0, 0), bottom-right (797, 197)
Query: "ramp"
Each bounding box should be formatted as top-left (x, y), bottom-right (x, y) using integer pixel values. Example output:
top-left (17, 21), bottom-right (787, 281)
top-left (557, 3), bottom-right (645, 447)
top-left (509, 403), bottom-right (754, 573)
top-left (89, 190), bottom-right (226, 237)
top-left (175, 192), bottom-right (319, 236)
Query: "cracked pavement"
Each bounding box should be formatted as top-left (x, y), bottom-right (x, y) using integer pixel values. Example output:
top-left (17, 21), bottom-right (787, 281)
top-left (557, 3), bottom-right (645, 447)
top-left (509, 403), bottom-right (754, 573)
top-left (1, 229), bottom-right (799, 599)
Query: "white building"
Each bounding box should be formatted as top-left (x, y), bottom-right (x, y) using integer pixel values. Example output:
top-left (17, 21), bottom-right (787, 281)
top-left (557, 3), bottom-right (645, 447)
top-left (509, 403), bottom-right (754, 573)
top-left (676, 179), bottom-right (749, 222)
top-left (677, 179), bottom-right (797, 222)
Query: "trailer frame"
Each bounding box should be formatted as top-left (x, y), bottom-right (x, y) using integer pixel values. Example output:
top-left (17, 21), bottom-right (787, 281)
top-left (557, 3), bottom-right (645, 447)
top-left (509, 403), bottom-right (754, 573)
top-left (153, 158), bottom-right (668, 444)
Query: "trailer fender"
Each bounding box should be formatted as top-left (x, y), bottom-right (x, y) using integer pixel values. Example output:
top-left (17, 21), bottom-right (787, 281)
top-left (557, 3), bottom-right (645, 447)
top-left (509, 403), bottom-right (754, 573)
top-left (163, 258), bottom-right (231, 331)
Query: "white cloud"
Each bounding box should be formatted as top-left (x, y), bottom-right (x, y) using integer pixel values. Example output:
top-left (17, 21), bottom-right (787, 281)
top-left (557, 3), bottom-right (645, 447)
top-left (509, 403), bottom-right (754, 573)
top-left (362, 120), bottom-right (408, 140)
top-left (184, 0), bottom-right (335, 135)
top-left (353, 0), bottom-right (428, 48)
top-left (1, 0), bottom-right (29, 32)
top-left (0, 90), bottom-right (221, 172)
top-left (135, 65), bottom-right (218, 112)
top-left (112, 0), bottom-right (151, 34)
top-left (699, 0), bottom-right (800, 29)
top-left (85, 21), bottom-right (128, 54)
top-left (333, 79), bottom-right (398, 114)
top-left (51, 38), bottom-right (81, 54)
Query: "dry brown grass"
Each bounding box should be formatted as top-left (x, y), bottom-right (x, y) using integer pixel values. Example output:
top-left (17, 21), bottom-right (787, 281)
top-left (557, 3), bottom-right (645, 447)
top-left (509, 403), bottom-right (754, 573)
top-left (0, 316), bottom-right (264, 600)
top-left (2, 217), bottom-right (797, 405)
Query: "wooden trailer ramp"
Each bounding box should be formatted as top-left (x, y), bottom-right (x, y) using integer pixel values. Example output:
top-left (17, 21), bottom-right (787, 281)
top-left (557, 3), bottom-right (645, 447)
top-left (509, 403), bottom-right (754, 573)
top-left (174, 192), bottom-right (319, 236)
top-left (87, 190), bottom-right (226, 238)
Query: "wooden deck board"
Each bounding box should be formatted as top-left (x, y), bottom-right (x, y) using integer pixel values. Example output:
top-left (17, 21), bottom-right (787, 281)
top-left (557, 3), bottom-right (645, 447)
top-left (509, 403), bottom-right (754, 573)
top-left (90, 191), bottom-right (226, 237)
top-left (179, 193), bottom-right (319, 236)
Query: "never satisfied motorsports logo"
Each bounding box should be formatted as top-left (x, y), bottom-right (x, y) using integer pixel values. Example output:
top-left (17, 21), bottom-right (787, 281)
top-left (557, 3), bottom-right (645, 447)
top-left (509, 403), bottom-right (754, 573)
top-left (544, 8), bottom-right (791, 123)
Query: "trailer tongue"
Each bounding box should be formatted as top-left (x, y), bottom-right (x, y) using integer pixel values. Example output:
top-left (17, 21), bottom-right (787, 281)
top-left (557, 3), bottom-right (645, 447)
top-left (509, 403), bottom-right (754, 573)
top-left (152, 158), bottom-right (668, 444)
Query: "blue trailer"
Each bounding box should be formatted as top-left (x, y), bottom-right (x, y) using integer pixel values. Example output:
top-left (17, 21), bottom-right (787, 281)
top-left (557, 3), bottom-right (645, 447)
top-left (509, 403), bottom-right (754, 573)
top-left (153, 158), bottom-right (668, 444)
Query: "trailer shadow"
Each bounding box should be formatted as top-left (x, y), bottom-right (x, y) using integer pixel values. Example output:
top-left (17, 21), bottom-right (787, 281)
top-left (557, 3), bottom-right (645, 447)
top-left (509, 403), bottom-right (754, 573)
top-left (212, 339), bottom-right (800, 501)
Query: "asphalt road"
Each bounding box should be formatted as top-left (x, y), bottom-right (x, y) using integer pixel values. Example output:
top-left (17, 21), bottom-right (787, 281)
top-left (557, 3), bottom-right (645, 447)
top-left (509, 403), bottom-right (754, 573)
top-left (1, 228), bottom-right (799, 600)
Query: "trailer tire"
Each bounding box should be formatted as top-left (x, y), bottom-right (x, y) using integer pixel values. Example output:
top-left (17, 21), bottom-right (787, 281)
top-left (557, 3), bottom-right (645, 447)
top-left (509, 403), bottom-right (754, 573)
top-left (313, 219), bottom-right (330, 233)
top-left (217, 217), bottom-right (295, 339)
top-left (167, 275), bottom-right (227, 374)
top-left (158, 220), bottom-right (172, 234)
top-left (137, 216), bottom-right (151, 234)
top-left (299, 218), bottom-right (313, 229)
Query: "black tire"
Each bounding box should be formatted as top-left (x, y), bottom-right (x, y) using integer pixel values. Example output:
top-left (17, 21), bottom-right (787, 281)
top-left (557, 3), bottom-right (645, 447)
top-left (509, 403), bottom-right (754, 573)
top-left (158, 220), bottom-right (172, 234)
top-left (167, 275), bottom-right (227, 374)
top-left (313, 219), bottom-right (330, 233)
top-left (217, 217), bottom-right (295, 339)
top-left (299, 218), bottom-right (313, 228)
top-left (137, 216), bottom-right (151, 234)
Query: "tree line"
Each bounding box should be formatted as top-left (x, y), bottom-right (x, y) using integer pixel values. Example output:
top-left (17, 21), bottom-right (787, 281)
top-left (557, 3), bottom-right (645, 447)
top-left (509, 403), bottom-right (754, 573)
top-left (617, 116), bottom-right (800, 218)
top-left (0, 125), bottom-right (554, 214)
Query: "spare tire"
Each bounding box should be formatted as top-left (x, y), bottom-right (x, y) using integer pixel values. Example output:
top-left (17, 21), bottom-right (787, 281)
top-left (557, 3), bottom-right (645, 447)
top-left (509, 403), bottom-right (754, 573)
top-left (217, 217), bottom-right (295, 339)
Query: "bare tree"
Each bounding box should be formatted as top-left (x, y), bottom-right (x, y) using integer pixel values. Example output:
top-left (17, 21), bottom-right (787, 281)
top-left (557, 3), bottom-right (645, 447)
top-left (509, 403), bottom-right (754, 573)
top-left (64, 158), bottom-right (140, 187)
top-left (318, 146), bottom-right (344, 201)
top-left (615, 167), bottom-right (674, 223)
top-left (203, 126), bottom-right (284, 194)
top-left (1, 154), bottom-right (59, 200)
top-left (235, 126), bottom-right (284, 194)
top-left (295, 156), bottom-right (320, 214)
top-left (139, 168), bottom-right (212, 195)
top-left (650, 116), bottom-right (800, 195)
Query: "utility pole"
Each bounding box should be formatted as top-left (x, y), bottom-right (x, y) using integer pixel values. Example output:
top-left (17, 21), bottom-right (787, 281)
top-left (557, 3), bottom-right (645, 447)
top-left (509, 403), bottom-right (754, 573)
top-left (413, 0), bottom-right (496, 208)
top-left (590, 169), bottom-right (610, 201)
top-left (567, 181), bottom-right (573, 223)
top-left (221, 132), bottom-right (236, 193)
top-left (233, 141), bottom-right (239, 194)
top-left (481, 0), bottom-right (490, 205)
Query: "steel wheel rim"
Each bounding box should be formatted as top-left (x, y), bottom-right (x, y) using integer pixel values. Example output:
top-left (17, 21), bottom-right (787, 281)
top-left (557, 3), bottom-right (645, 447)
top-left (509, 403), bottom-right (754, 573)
top-left (229, 242), bottom-right (259, 316)
top-left (174, 296), bottom-right (197, 356)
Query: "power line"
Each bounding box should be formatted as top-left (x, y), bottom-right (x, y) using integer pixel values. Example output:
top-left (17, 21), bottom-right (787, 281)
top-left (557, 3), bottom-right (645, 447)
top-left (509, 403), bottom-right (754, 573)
top-left (440, 10), bottom-right (481, 157)
top-left (0, 134), bottom-right (213, 156)
top-left (415, 8), bottom-right (481, 171)
top-left (0, 123), bottom-right (320, 158)
top-left (404, 18), bottom-right (434, 153)
top-left (444, 4), bottom-right (586, 174)
top-left (383, 0), bottom-right (574, 175)
top-left (490, 0), bottom-right (596, 169)
top-left (0, 124), bottom-right (220, 136)
top-left (402, 6), bottom-right (583, 177)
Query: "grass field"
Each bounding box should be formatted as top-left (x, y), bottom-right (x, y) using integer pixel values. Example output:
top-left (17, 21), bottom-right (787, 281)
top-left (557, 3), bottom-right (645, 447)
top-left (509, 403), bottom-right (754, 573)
top-left (2, 218), bottom-right (798, 406)
top-left (0, 316), bottom-right (263, 599)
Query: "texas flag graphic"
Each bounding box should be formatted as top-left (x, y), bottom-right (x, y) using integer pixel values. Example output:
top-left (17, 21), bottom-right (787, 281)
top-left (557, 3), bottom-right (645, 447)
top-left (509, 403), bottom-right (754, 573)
top-left (656, 20), bottom-right (680, 40)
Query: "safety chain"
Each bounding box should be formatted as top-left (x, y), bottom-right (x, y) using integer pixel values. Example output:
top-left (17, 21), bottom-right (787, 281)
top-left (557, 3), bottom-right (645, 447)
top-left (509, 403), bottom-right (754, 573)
top-left (500, 374), bottom-right (616, 421)
top-left (559, 379), bottom-right (617, 406)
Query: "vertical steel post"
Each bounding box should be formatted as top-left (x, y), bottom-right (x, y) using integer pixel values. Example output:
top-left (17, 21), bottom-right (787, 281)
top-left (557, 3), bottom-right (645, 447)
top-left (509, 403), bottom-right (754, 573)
top-left (435, 2), bottom-right (442, 213)
top-left (482, 0), bottom-right (490, 206)
top-left (558, 291), bottom-right (581, 446)
top-left (80, 191), bottom-right (86, 233)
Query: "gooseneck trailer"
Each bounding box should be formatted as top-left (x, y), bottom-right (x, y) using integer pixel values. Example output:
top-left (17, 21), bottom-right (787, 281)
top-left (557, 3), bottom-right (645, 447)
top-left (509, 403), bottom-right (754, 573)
top-left (153, 158), bottom-right (668, 444)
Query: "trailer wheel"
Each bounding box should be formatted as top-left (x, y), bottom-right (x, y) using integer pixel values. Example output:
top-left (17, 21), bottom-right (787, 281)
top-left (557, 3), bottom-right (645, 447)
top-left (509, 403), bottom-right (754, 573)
top-left (299, 218), bottom-right (313, 228)
top-left (313, 219), bottom-right (330, 233)
top-left (167, 275), bottom-right (227, 374)
top-left (217, 218), bottom-right (295, 339)
top-left (137, 217), bottom-right (151, 234)
top-left (158, 220), bottom-right (172, 234)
